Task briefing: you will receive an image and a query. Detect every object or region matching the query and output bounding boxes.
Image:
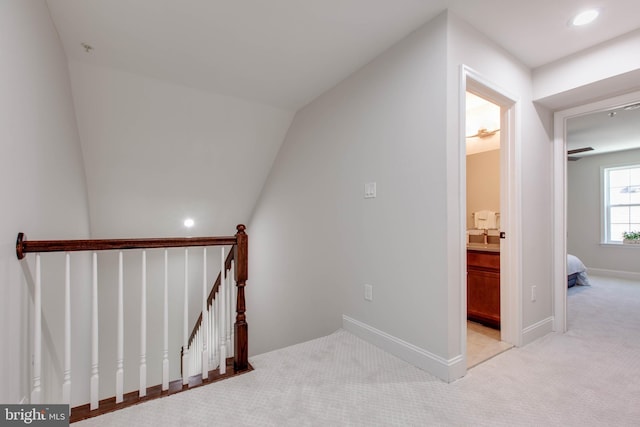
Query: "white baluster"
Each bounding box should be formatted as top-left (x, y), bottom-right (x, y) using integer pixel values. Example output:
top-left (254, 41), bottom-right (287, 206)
top-left (139, 250), bottom-right (147, 397)
top-left (90, 252), bottom-right (99, 410)
top-left (213, 296), bottom-right (219, 368)
top-left (182, 249), bottom-right (189, 385)
top-left (162, 249), bottom-right (169, 391)
top-left (230, 259), bottom-right (236, 357)
top-left (225, 259), bottom-right (232, 356)
top-left (209, 301), bottom-right (215, 368)
top-left (193, 330), bottom-right (201, 377)
top-left (201, 247), bottom-right (209, 379)
top-left (62, 253), bottom-right (71, 404)
top-left (219, 248), bottom-right (227, 374)
top-left (116, 251), bottom-right (124, 403)
top-left (198, 331), bottom-right (202, 375)
top-left (31, 254), bottom-right (42, 404)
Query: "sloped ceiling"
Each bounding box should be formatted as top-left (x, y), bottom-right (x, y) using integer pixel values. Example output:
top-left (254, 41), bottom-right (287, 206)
top-left (43, 0), bottom-right (640, 237)
top-left (47, 0), bottom-right (640, 111)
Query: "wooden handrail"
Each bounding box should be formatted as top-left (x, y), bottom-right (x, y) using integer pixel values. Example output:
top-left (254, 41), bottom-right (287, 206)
top-left (16, 233), bottom-right (237, 260)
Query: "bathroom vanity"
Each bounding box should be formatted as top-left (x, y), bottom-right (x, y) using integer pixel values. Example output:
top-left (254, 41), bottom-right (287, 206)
top-left (467, 244), bottom-right (500, 329)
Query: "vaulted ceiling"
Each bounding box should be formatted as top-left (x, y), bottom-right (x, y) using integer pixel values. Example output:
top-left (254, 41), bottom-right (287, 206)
top-left (47, 0), bottom-right (640, 111)
top-left (42, 1), bottom-right (640, 237)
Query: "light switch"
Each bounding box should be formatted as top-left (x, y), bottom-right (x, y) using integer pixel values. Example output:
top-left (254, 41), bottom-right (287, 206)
top-left (364, 284), bottom-right (373, 301)
top-left (364, 182), bottom-right (376, 199)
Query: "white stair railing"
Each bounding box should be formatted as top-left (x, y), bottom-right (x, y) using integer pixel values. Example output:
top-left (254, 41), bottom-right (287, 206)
top-left (16, 227), bottom-right (247, 418)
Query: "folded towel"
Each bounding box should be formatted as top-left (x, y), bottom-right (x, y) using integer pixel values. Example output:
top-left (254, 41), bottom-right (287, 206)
top-left (474, 210), bottom-right (497, 229)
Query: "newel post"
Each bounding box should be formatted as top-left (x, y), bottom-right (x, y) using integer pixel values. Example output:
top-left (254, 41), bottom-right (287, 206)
top-left (234, 224), bottom-right (249, 371)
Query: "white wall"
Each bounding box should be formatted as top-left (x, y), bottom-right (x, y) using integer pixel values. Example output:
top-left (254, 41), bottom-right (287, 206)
top-left (249, 13), bottom-right (449, 359)
top-left (447, 13), bottom-right (554, 350)
top-left (249, 10), bottom-right (556, 380)
top-left (466, 149), bottom-right (500, 229)
top-left (0, 0), bottom-right (91, 405)
top-left (68, 60), bottom-right (294, 239)
top-left (568, 149), bottom-right (640, 273)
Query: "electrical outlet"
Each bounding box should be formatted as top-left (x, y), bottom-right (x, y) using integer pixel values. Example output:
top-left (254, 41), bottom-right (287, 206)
top-left (364, 182), bottom-right (376, 199)
top-left (531, 285), bottom-right (536, 302)
top-left (364, 284), bottom-right (373, 301)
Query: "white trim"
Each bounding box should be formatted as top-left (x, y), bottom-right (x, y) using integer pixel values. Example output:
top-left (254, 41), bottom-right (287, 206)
top-left (587, 268), bottom-right (640, 281)
top-left (462, 65), bottom-right (522, 348)
top-left (522, 317), bottom-right (554, 346)
top-left (342, 315), bottom-right (465, 383)
top-left (599, 242), bottom-right (640, 248)
top-left (553, 89), bottom-right (640, 334)
top-left (552, 109), bottom-right (568, 333)
top-left (601, 165), bottom-right (607, 244)
top-left (602, 163), bottom-right (640, 244)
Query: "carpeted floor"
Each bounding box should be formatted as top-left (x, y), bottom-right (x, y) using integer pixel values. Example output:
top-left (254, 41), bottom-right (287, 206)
top-left (77, 275), bottom-right (640, 426)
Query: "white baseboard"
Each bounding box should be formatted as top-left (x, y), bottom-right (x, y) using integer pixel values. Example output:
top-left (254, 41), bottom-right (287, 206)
top-left (522, 316), bottom-right (553, 346)
top-left (342, 315), bottom-right (465, 383)
top-left (588, 268), bottom-right (640, 281)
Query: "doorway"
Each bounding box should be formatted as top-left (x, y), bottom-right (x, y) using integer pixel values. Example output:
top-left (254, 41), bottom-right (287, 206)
top-left (464, 91), bottom-right (511, 367)
top-left (553, 89), bottom-right (640, 332)
top-left (462, 67), bottom-right (521, 369)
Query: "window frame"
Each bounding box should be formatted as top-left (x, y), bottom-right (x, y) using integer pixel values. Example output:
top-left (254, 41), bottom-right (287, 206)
top-left (602, 163), bottom-right (640, 244)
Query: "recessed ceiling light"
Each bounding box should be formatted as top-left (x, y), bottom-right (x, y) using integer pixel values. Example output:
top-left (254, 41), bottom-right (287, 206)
top-left (571, 9), bottom-right (600, 26)
top-left (183, 218), bottom-right (195, 228)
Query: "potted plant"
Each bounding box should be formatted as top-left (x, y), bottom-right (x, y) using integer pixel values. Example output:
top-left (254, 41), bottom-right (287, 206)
top-left (622, 231), bottom-right (640, 244)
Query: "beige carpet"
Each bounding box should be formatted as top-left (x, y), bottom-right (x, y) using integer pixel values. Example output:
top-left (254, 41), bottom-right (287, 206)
top-left (77, 275), bottom-right (640, 426)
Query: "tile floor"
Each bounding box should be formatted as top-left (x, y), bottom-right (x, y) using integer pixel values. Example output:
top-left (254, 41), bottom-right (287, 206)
top-left (466, 321), bottom-right (512, 368)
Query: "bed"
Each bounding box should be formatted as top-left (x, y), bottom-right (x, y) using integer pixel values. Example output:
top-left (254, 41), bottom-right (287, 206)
top-left (567, 254), bottom-right (591, 287)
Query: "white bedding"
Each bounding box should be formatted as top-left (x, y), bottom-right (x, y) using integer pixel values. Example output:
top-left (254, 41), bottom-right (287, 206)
top-left (567, 254), bottom-right (591, 286)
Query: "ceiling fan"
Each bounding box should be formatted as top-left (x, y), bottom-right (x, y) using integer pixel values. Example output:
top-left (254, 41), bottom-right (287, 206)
top-left (466, 128), bottom-right (500, 139)
top-left (567, 146), bottom-right (594, 161)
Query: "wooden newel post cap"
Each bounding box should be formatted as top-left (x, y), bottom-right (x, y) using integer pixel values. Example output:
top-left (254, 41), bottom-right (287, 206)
top-left (16, 233), bottom-right (25, 260)
top-left (236, 224), bottom-right (246, 234)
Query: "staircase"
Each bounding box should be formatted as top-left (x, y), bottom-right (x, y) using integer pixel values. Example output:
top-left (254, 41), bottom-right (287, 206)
top-left (16, 225), bottom-right (250, 423)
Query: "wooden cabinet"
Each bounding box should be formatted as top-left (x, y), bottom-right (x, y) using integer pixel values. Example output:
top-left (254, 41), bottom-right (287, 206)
top-left (467, 250), bottom-right (500, 329)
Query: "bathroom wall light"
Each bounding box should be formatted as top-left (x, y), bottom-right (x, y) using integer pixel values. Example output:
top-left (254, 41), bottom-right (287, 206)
top-left (183, 218), bottom-right (195, 228)
top-left (571, 9), bottom-right (599, 26)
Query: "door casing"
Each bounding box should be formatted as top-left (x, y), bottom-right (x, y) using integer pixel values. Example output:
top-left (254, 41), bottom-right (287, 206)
top-left (460, 66), bottom-right (522, 370)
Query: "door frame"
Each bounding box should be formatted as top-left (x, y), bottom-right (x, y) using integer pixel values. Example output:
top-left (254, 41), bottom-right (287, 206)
top-left (461, 66), bottom-right (522, 355)
top-left (552, 89), bottom-right (640, 332)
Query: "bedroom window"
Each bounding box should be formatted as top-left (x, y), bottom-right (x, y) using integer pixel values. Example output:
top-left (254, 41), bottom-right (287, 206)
top-left (603, 164), bottom-right (640, 243)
